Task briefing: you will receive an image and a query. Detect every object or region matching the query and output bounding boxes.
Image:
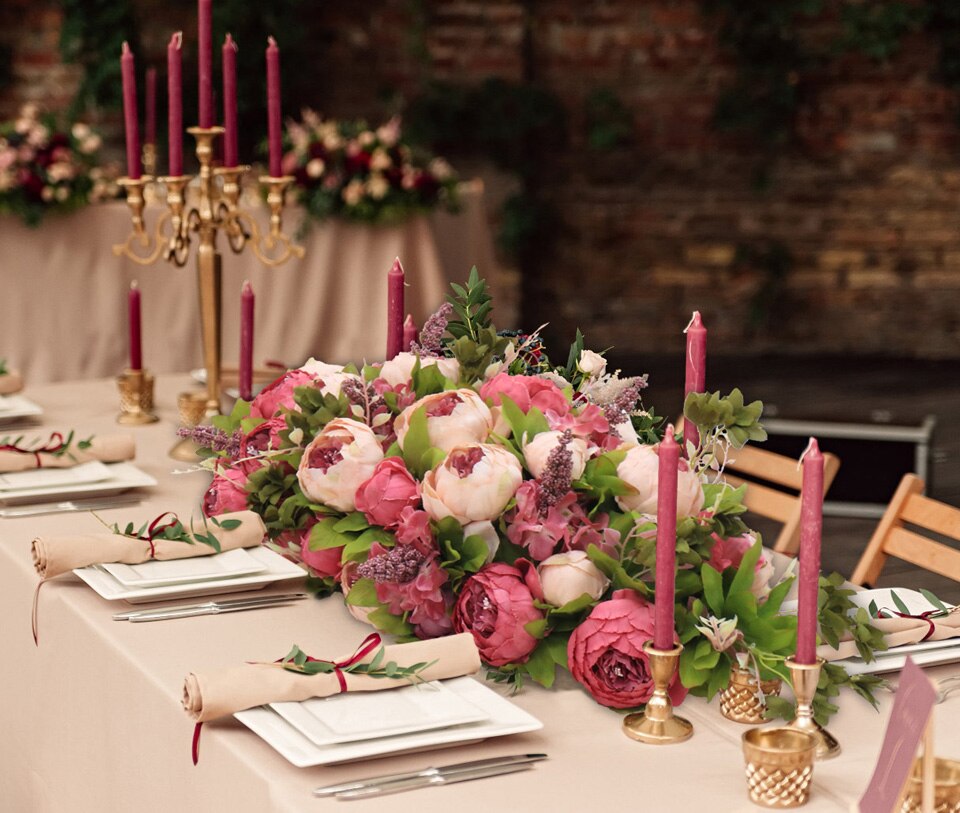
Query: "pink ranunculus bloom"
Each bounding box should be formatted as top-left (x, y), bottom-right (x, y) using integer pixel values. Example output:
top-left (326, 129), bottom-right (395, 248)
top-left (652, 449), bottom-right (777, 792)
top-left (706, 533), bottom-right (776, 600)
top-left (548, 401), bottom-right (611, 440)
top-left (235, 417), bottom-right (287, 474)
top-left (202, 468), bottom-right (249, 516)
top-left (568, 589), bottom-right (687, 708)
top-left (249, 368), bottom-right (317, 419)
top-left (480, 372), bottom-right (571, 420)
top-left (354, 457), bottom-right (421, 528)
top-left (451, 562), bottom-right (545, 666)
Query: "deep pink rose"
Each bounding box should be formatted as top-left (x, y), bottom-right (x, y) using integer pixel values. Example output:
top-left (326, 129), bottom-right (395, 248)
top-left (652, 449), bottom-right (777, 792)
top-left (249, 369), bottom-right (316, 419)
top-left (452, 562), bottom-right (544, 666)
top-left (480, 373), bottom-right (571, 418)
top-left (202, 468), bottom-right (249, 516)
top-left (354, 458), bottom-right (421, 528)
top-left (568, 589), bottom-right (687, 708)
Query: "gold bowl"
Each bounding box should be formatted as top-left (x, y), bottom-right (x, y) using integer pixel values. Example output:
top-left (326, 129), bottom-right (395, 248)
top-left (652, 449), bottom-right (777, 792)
top-left (900, 757), bottom-right (960, 813)
top-left (742, 727), bottom-right (817, 808)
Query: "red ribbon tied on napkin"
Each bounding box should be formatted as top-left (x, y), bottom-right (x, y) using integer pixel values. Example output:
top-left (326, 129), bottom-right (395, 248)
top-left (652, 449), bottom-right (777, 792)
top-left (129, 512), bottom-right (181, 559)
top-left (890, 610), bottom-right (938, 642)
top-left (191, 633), bottom-right (384, 766)
top-left (0, 431), bottom-right (66, 467)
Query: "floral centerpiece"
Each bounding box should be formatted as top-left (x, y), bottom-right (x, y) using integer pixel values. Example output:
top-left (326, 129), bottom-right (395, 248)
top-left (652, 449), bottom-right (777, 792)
top-left (196, 270), bottom-right (884, 721)
top-left (283, 110), bottom-right (458, 225)
top-left (0, 104), bottom-right (119, 226)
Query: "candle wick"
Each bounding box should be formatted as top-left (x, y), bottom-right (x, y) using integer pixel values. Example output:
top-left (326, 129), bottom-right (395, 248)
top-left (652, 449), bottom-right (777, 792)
top-left (797, 436), bottom-right (819, 469)
top-left (173, 31), bottom-right (183, 49)
top-left (683, 311), bottom-right (702, 333)
top-left (130, 280), bottom-right (139, 290)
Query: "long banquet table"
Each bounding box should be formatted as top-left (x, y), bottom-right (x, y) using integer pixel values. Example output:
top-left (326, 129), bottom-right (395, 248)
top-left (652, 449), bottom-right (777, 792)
top-left (3, 374), bottom-right (959, 812)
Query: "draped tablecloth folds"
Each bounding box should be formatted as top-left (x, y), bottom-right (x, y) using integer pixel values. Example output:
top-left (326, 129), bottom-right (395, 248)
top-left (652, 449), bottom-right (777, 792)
top-left (0, 369), bottom-right (23, 395)
top-left (0, 433), bottom-right (135, 473)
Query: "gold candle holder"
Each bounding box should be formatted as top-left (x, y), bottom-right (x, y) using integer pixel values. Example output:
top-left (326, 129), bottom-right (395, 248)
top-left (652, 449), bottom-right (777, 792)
top-left (720, 664), bottom-right (783, 725)
top-left (899, 756), bottom-right (960, 813)
top-left (742, 727), bottom-right (817, 808)
top-left (622, 642), bottom-right (693, 744)
top-left (116, 368), bottom-right (158, 425)
top-left (169, 391), bottom-right (210, 461)
top-left (785, 657), bottom-right (841, 760)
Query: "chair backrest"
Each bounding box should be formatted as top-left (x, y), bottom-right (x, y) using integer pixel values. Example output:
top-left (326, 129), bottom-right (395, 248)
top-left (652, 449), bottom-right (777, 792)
top-left (721, 444), bottom-right (841, 556)
top-left (851, 474), bottom-right (960, 587)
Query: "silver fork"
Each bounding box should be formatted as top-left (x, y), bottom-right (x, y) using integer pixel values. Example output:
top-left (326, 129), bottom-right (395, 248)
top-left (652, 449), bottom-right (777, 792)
top-left (935, 675), bottom-right (960, 704)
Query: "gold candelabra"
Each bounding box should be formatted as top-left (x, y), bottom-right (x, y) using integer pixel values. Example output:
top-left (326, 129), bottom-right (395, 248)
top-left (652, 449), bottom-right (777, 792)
top-left (113, 127), bottom-right (304, 416)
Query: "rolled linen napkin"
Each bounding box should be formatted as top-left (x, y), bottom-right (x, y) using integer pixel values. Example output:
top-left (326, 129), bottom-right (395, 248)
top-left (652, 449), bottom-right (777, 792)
top-left (820, 611), bottom-right (960, 661)
top-left (0, 369), bottom-right (23, 395)
top-left (0, 433), bottom-right (135, 473)
top-left (183, 632), bottom-right (482, 723)
top-left (32, 510), bottom-right (266, 581)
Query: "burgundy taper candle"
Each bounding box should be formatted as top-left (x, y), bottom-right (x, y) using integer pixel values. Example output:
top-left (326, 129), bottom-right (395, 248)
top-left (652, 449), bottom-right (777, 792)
top-left (683, 311), bottom-right (706, 455)
top-left (145, 67), bottom-right (157, 145)
top-left (796, 438), bottom-right (824, 665)
top-left (120, 43), bottom-right (142, 179)
top-left (167, 32), bottom-right (183, 176)
top-left (198, 0), bottom-right (213, 128)
top-left (386, 258), bottom-right (405, 360)
top-left (239, 280), bottom-right (254, 401)
top-left (403, 314), bottom-right (417, 352)
top-left (222, 34), bottom-right (238, 168)
top-left (654, 425), bottom-right (680, 651)
top-left (129, 281), bottom-right (143, 371)
top-left (266, 36), bottom-right (282, 177)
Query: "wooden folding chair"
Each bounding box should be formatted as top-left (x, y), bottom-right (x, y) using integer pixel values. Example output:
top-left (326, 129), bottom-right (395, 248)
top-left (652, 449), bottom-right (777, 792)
top-left (851, 474), bottom-right (960, 587)
top-left (721, 444), bottom-right (841, 556)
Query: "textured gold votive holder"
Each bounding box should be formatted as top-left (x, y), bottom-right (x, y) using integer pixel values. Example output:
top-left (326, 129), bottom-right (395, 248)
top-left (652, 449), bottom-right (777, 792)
top-left (899, 757), bottom-right (960, 813)
top-left (742, 727), bottom-right (817, 808)
top-left (785, 657), bottom-right (841, 760)
top-left (622, 642), bottom-right (693, 745)
top-left (169, 391), bottom-right (209, 462)
top-left (720, 664), bottom-right (783, 725)
top-left (116, 368), bottom-right (158, 425)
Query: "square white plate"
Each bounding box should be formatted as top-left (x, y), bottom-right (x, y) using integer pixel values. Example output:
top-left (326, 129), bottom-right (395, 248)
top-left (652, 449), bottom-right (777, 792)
top-left (235, 676), bottom-right (543, 767)
top-left (0, 460), bottom-right (114, 492)
top-left (0, 395), bottom-right (43, 423)
top-left (271, 680), bottom-right (489, 746)
top-left (74, 545), bottom-right (306, 603)
top-left (100, 547), bottom-right (268, 589)
top-left (0, 461), bottom-right (156, 506)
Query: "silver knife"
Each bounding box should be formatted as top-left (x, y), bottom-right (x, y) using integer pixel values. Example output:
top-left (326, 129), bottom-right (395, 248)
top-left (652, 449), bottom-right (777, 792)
top-left (314, 754), bottom-right (548, 797)
top-left (0, 494), bottom-right (142, 518)
top-left (335, 762), bottom-right (538, 800)
top-left (113, 592), bottom-right (307, 622)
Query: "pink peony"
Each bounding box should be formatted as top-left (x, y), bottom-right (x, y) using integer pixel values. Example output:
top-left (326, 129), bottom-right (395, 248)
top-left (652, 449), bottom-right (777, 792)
top-left (452, 562), bottom-right (545, 666)
top-left (249, 369), bottom-right (317, 419)
top-left (300, 531), bottom-right (344, 579)
top-left (235, 417), bottom-right (287, 475)
top-left (394, 389), bottom-right (493, 453)
top-left (706, 533), bottom-right (775, 600)
top-left (615, 443), bottom-right (703, 518)
top-left (568, 589), bottom-right (687, 708)
top-left (480, 372), bottom-right (571, 421)
top-left (297, 418), bottom-right (384, 512)
top-left (394, 507), bottom-right (436, 554)
top-left (354, 457), bottom-right (421, 528)
top-left (202, 468), bottom-right (249, 516)
top-left (421, 443), bottom-right (522, 525)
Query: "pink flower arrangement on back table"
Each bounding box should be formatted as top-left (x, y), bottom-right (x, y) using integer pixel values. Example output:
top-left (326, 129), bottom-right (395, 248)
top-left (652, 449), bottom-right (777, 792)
top-left (196, 270), bottom-right (884, 716)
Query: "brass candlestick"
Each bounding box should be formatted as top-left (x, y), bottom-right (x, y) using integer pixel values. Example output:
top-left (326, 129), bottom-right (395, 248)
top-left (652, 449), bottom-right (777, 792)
top-left (142, 142), bottom-right (157, 183)
top-left (113, 127), bottom-right (303, 419)
top-left (116, 368), bottom-right (158, 425)
top-left (785, 657), bottom-right (841, 760)
top-left (622, 642), bottom-right (694, 744)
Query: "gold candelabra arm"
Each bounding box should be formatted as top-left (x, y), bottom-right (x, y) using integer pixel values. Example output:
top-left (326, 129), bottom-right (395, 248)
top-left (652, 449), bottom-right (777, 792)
top-left (113, 176), bottom-right (171, 265)
top-left (233, 175), bottom-right (305, 267)
top-left (214, 165), bottom-right (252, 254)
top-left (158, 175), bottom-right (194, 267)
top-left (141, 144), bottom-right (157, 187)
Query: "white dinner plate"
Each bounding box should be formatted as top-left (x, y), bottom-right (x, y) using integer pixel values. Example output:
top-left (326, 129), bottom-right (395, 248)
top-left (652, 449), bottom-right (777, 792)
top-left (832, 636), bottom-right (960, 675)
top-left (0, 460), bottom-right (114, 492)
top-left (0, 395), bottom-right (43, 423)
top-left (74, 545), bottom-right (306, 603)
top-left (0, 461), bottom-right (157, 506)
top-left (271, 679), bottom-right (489, 746)
top-left (235, 676), bottom-right (543, 767)
top-left (100, 547), bottom-right (268, 589)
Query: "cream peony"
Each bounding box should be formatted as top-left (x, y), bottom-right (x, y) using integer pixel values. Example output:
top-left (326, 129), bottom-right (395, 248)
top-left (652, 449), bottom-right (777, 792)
top-left (376, 352), bottom-right (460, 389)
top-left (422, 444), bottom-right (522, 524)
top-left (395, 389), bottom-right (493, 453)
top-left (538, 550), bottom-right (610, 607)
top-left (297, 418), bottom-right (384, 512)
top-left (615, 443), bottom-right (703, 518)
top-left (522, 430), bottom-right (588, 480)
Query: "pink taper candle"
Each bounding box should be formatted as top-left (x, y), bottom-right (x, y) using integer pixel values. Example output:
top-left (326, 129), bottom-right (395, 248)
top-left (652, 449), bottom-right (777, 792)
top-left (402, 314), bottom-right (417, 352)
top-left (683, 311), bottom-right (706, 455)
top-left (386, 258), bottom-right (405, 360)
top-left (198, 0), bottom-right (213, 128)
top-left (120, 42), bottom-right (142, 179)
top-left (239, 280), bottom-right (254, 401)
top-left (796, 438), bottom-right (824, 665)
top-left (654, 425), bottom-right (680, 651)
top-left (167, 32), bottom-right (183, 176)
top-left (222, 34), bottom-right (239, 168)
top-left (128, 281), bottom-right (142, 371)
top-left (266, 36), bottom-right (282, 177)
top-left (145, 67), bottom-right (157, 145)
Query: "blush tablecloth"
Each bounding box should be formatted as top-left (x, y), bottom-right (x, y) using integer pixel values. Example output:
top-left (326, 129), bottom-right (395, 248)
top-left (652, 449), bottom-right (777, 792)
top-left (2, 375), bottom-right (960, 812)
top-left (0, 181), bottom-right (495, 384)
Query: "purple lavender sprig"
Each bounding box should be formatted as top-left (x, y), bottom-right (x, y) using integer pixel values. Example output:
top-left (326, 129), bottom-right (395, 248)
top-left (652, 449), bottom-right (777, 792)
top-left (340, 377), bottom-right (385, 425)
top-left (177, 424), bottom-right (243, 458)
top-left (537, 429), bottom-right (574, 511)
top-left (603, 381), bottom-right (644, 427)
top-left (410, 302), bottom-right (453, 357)
top-left (357, 545), bottom-right (425, 584)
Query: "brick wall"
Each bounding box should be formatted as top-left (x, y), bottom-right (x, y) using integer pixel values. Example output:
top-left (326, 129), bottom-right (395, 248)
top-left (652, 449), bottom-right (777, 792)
top-left (4, 1), bottom-right (960, 358)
